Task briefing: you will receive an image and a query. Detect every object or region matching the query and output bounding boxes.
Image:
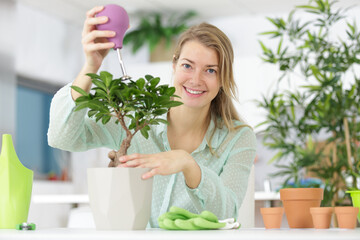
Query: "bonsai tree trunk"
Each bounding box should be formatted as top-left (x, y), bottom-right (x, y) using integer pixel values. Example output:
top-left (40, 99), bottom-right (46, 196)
top-left (108, 134), bottom-right (133, 167)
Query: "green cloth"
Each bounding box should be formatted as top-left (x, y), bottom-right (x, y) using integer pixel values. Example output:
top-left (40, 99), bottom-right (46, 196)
top-left (47, 83), bottom-right (257, 228)
top-left (158, 206), bottom-right (227, 230)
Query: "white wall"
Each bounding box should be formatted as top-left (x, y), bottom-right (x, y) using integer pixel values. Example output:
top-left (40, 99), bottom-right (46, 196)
top-left (0, 0), bottom-right (16, 141)
top-left (15, 3), bottom-right (83, 85)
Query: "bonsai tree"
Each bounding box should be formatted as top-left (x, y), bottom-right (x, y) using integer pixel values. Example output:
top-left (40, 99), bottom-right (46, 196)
top-left (71, 72), bottom-right (182, 167)
top-left (257, 0), bottom-right (360, 206)
top-left (123, 11), bottom-right (196, 54)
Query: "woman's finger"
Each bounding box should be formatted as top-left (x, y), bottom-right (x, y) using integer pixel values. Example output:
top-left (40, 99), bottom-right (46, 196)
top-left (82, 30), bottom-right (115, 44)
top-left (142, 168), bottom-right (158, 180)
top-left (119, 153), bottom-right (150, 162)
top-left (138, 159), bottom-right (161, 169)
top-left (82, 6), bottom-right (105, 36)
top-left (124, 159), bottom-right (142, 167)
top-left (116, 163), bottom-right (127, 168)
top-left (86, 16), bottom-right (108, 26)
top-left (82, 16), bottom-right (108, 37)
top-left (84, 42), bottom-right (115, 53)
top-left (86, 5), bottom-right (104, 18)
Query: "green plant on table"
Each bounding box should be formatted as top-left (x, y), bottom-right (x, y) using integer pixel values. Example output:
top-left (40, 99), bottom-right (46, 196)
top-left (257, 0), bottom-right (360, 206)
top-left (71, 72), bottom-right (182, 167)
top-left (123, 11), bottom-right (196, 54)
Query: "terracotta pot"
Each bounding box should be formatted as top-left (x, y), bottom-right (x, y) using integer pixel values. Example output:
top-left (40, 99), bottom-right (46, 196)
top-left (280, 188), bottom-right (323, 228)
top-left (260, 207), bottom-right (284, 229)
top-left (334, 206), bottom-right (359, 229)
top-left (310, 207), bottom-right (333, 229)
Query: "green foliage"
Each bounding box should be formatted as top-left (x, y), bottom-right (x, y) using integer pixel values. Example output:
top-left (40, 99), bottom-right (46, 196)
top-left (257, 0), bottom-right (360, 206)
top-left (123, 11), bottom-right (196, 53)
top-left (71, 72), bottom-right (182, 151)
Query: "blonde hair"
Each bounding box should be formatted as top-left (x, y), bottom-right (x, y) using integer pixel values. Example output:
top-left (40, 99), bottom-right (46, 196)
top-left (173, 23), bottom-right (249, 154)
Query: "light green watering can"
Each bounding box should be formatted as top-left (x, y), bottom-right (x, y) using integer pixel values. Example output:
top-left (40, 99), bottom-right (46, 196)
top-left (0, 134), bottom-right (33, 229)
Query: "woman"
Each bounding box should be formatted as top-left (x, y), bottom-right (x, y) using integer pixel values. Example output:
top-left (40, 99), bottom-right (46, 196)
top-left (48, 6), bottom-right (256, 228)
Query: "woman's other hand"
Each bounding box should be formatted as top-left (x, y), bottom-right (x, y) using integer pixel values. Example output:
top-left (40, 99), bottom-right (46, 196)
top-left (117, 150), bottom-right (201, 188)
top-left (82, 6), bottom-right (115, 71)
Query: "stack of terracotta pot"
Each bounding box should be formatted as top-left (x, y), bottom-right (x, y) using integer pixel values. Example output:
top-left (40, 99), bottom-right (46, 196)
top-left (260, 188), bottom-right (359, 229)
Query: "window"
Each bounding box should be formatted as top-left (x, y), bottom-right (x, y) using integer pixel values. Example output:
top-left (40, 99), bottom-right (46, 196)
top-left (16, 76), bottom-right (70, 181)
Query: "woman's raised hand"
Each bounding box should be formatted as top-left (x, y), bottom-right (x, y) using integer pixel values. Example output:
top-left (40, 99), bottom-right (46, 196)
top-left (81, 6), bottom-right (116, 72)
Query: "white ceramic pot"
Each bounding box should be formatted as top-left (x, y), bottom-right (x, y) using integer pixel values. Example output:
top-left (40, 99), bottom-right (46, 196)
top-left (87, 168), bottom-right (153, 230)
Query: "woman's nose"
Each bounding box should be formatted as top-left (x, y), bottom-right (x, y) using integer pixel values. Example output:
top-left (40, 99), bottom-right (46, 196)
top-left (189, 70), bottom-right (203, 85)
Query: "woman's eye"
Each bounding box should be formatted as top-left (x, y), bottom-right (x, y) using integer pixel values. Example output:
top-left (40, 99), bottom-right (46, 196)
top-left (207, 69), bottom-right (216, 74)
top-left (183, 64), bottom-right (191, 69)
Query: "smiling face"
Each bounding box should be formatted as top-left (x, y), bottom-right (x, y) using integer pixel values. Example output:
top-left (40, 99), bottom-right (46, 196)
top-left (173, 40), bottom-right (221, 111)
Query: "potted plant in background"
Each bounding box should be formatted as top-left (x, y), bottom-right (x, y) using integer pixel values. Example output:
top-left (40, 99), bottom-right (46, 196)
top-left (123, 11), bottom-right (196, 62)
top-left (71, 72), bottom-right (182, 230)
top-left (257, 0), bottom-right (360, 207)
top-left (257, 0), bottom-right (360, 228)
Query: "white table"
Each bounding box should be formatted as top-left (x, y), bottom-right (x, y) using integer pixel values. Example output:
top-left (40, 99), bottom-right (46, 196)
top-left (32, 192), bottom-right (280, 204)
top-left (0, 228), bottom-right (359, 240)
top-left (32, 194), bottom-right (89, 204)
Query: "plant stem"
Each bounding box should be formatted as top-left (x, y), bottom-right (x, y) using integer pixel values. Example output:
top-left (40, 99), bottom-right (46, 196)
top-left (331, 131), bottom-right (339, 206)
top-left (343, 118), bottom-right (353, 169)
top-left (111, 112), bottom-right (133, 167)
top-left (351, 116), bottom-right (358, 187)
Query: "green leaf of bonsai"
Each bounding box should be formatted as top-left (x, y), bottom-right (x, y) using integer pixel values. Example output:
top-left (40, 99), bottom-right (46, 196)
top-left (156, 118), bottom-right (169, 125)
top-left (162, 101), bottom-right (183, 108)
top-left (129, 120), bottom-right (136, 130)
top-left (88, 110), bottom-right (97, 118)
top-left (92, 79), bottom-right (107, 91)
top-left (86, 73), bottom-right (101, 80)
top-left (145, 75), bottom-right (154, 81)
top-left (95, 113), bottom-right (104, 122)
top-left (140, 127), bottom-right (149, 139)
top-left (150, 77), bottom-right (160, 88)
top-left (94, 89), bottom-right (109, 99)
top-left (88, 101), bottom-right (107, 111)
top-left (73, 102), bottom-right (90, 111)
top-left (101, 115), bottom-right (111, 125)
top-left (157, 95), bottom-right (170, 105)
top-left (70, 86), bottom-right (88, 96)
top-left (75, 95), bottom-right (91, 103)
top-left (165, 87), bottom-right (176, 96)
top-left (100, 71), bottom-right (113, 88)
top-left (153, 109), bottom-right (168, 115)
top-left (136, 78), bottom-right (146, 89)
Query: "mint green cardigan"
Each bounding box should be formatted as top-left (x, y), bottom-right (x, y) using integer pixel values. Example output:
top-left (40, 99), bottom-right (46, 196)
top-left (47, 83), bottom-right (257, 228)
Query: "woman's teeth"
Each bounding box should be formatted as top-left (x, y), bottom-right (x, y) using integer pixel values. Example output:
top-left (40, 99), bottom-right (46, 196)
top-left (185, 87), bottom-right (204, 95)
